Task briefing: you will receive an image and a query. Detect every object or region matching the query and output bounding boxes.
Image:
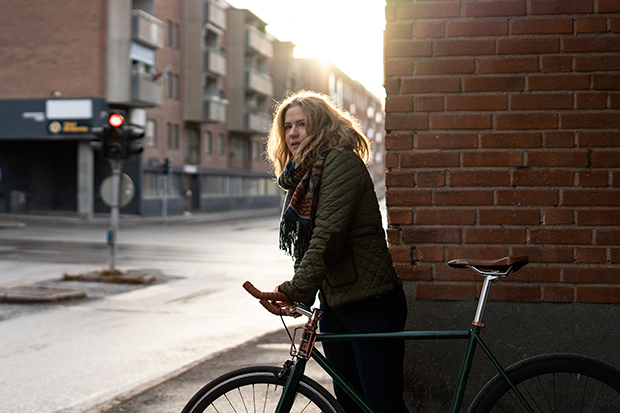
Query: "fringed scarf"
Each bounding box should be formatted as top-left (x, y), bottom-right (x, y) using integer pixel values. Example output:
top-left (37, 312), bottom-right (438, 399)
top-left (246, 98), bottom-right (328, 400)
top-left (278, 148), bottom-right (329, 259)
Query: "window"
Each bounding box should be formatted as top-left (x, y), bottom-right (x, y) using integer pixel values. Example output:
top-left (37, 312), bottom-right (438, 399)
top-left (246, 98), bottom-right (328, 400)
top-left (204, 131), bottom-right (212, 154)
top-left (167, 20), bottom-right (173, 47)
top-left (174, 23), bottom-right (180, 49)
top-left (174, 124), bottom-right (180, 150)
top-left (146, 119), bottom-right (157, 148)
top-left (218, 133), bottom-right (225, 156)
top-left (166, 73), bottom-right (172, 98)
top-left (185, 128), bottom-right (200, 165)
top-left (167, 122), bottom-right (172, 150)
top-left (173, 74), bottom-right (179, 100)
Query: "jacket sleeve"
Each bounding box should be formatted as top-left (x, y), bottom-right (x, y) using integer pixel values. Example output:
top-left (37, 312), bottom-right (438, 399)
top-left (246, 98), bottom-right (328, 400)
top-left (278, 150), bottom-right (366, 305)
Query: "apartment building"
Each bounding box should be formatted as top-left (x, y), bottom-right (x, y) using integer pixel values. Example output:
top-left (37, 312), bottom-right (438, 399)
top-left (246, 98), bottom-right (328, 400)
top-left (0, 0), bottom-right (384, 217)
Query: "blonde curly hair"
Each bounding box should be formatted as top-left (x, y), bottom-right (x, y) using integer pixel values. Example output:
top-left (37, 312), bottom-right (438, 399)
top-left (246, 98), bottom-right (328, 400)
top-left (266, 90), bottom-right (371, 176)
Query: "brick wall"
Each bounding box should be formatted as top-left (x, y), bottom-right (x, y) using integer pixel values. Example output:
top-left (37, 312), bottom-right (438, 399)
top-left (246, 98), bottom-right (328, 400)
top-left (384, 0), bottom-right (620, 304)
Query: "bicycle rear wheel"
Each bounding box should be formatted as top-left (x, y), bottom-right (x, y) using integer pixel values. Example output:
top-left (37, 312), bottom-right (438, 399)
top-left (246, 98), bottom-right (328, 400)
top-left (181, 365), bottom-right (344, 413)
top-left (469, 353), bottom-right (620, 412)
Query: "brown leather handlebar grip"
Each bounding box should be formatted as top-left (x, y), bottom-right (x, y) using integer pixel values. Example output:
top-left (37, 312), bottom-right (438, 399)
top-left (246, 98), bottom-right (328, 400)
top-left (243, 281), bottom-right (290, 302)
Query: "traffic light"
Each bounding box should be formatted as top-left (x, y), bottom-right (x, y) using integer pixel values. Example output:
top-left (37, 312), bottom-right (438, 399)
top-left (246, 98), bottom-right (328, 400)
top-left (105, 112), bottom-right (126, 159)
top-left (123, 124), bottom-right (144, 159)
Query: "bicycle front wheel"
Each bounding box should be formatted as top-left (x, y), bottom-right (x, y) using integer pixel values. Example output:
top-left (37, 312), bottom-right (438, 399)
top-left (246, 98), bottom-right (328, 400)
top-left (469, 353), bottom-right (620, 412)
top-left (181, 365), bottom-right (344, 413)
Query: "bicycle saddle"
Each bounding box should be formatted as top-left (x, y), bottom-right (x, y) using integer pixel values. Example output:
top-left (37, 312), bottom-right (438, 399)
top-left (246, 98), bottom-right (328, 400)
top-left (448, 256), bottom-right (529, 273)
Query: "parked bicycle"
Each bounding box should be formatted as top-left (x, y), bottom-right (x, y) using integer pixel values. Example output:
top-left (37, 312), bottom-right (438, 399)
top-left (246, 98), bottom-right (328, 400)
top-left (182, 256), bottom-right (620, 413)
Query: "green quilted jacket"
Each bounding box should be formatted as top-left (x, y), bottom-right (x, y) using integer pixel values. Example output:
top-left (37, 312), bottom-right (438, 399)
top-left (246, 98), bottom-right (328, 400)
top-left (279, 149), bottom-right (402, 308)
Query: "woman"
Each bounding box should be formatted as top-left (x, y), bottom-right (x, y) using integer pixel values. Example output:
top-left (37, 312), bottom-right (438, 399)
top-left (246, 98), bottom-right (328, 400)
top-left (265, 90), bottom-right (409, 413)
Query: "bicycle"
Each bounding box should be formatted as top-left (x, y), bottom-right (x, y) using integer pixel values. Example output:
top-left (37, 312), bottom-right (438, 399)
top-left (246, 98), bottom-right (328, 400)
top-left (181, 256), bottom-right (620, 413)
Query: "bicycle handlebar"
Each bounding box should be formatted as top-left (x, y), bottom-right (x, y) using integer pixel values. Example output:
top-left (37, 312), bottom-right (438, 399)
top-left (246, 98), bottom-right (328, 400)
top-left (243, 281), bottom-right (303, 317)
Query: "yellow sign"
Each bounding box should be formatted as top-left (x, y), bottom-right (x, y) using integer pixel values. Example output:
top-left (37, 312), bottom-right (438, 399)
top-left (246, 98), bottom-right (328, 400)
top-left (62, 121), bottom-right (90, 133)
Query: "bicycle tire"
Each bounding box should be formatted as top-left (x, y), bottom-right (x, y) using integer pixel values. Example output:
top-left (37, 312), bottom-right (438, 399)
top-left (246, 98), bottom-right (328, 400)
top-left (468, 353), bottom-right (620, 413)
top-left (181, 365), bottom-right (345, 413)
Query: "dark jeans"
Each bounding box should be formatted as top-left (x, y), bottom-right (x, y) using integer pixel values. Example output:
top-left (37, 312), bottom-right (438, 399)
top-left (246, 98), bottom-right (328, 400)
top-left (319, 287), bottom-right (410, 413)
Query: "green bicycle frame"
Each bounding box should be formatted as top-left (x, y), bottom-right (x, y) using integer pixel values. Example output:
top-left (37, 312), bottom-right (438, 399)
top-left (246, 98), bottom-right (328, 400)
top-left (275, 325), bottom-right (534, 413)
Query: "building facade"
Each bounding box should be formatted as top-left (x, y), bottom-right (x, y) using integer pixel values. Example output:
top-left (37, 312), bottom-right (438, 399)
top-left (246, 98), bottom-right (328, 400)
top-left (0, 0), bottom-right (385, 217)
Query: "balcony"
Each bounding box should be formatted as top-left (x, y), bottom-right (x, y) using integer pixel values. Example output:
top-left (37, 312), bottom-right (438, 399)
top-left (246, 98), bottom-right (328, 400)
top-left (246, 25), bottom-right (273, 58)
top-left (204, 95), bottom-right (228, 123)
top-left (245, 111), bottom-right (272, 133)
top-left (132, 10), bottom-right (164, 49)
top-left (204, 1), bottom-right (226, 28)
top-left (131, 71), bottom-right (163, 107)
top-left (204, 47), bottom-right (226, 76)
top-left (246, 67), bottom-right (272, 96)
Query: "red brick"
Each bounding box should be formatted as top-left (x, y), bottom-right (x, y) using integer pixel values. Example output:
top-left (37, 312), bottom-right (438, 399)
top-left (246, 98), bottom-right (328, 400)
top-left (612, 17), bottom-right (620, 33)
top-left (462, 151), bottom-right (523, 167)
top-left (385, 96), bottom-right (413, 112)
top-left (447, 21), bottom-right (508, 37)
top-left (385, 3), bottom-right (396, 21)
top-left (401, 77), bottom-right (461, 94)
top-left (591, 150), bottom-right (620, 167)
top-left (497, 189), bottom-right (559, 206)
top-left (541, 56), bottom-right (572, 73)
top-left (543, 285), bottom-right (574, 303)
top-left (415, 22), bottom-right (445, 39)
top-left (481, 132), bottom-right (542, 148)
top-left (384, 78), bottom-right (399, 94)
top-left (385, 133), bottom-right (413, 150)
top-left (576, 247), bottom-right (607, 263)
top-left (575, 56), bottom-right (620, 72)
top-left (395, 264), bottom-right (433, 282)
top-left (579, 132), bottom-right (620, 147)
top-left (403, 227), bottom-right (461, 244)
top-left (511, 93), bottom-right (573, 110)
top-left (597, 229), bottom-right (620, 245)
top-left (446, 95), bottom-right (508, 111)
top-left (447, 246), bottom-right (509, 261)
top-left (563, 190), bottom-right (620, 206)
top-left (450, 171), bottom-right (511, 187)
top-left (614, 171), bottom-right (620, 186)
top-left (478, 57), bottom-right (539, 74)
top-left (435, 190), bottom-right (495, 206)
top-left (512, 170), bottom-right (574, 186)
top-left (435, 266), bottom-right (477, 282)
top-left (401, 152), bottom-right (459, 168)
top-left (385, 153), bottom-right (398, 168)
top-left (416, 171), bottom-right (446, 187)
top-left (496, 113), bottom-right (558, 130)
top-left (563, 37), bottom-right (620, 53)
top-left (576, 92), bottom-right (607, 109)
top-left (463, 228), bottom-right (527, 244)
top-left (599, 0), bottom-right (620, 12)
top-left (565, 267), bottom-right (620, 283)
top-left (510, 18), bottom-right (573, 34)
top-left (463, 1), bottom-right (526, 17)
top-left (417, 133), bottom-right (477, 149)
top-left (416, 246), bottom-right (445, 262)
top-left (544, 209), bottom-right (574, 225)
top-left (528, 74), bottom-right (590, 91)
top-left (593, 74), bottom-right (620, 90)
top-left (414, 96), bottom-right (444, 112)
top-left (384, 40), bottom-right (433, 57)
top-left (399, 2), bottom-right (461, 19)
top-left (385, 190), bottom-right (432, 206)
top-left (530, 228), bottom-right (592, 244)
top-left (607, 93), bottom-right (620, 108)
top-left (511, 246), bottom-right (574, 262)
top-left (387, 209), bottom-right (413, 225)
top-left (488, 285), bottom-right (541, 302)
top-left (578, 171), bottom-right (609, 187)
top-left (526, 151), bottom-right (588, 167)
top-left (478, 209), bottom-right (540, 225)
top-left (434, 40), bottom-right (496, 56)
top-left (384, 60), bottom-right (413, 76)
top-left (562, 113), bottom-right (620, 129)
top-left (385, 113), bottom-right (429, 131)
top-left (497, 38), bottom-right (560, 54)
top-left (385, 171), bottom-right (414, 187)
top-left (416, 209), bottom-right (476, 225)
top-left (414, 59), bottom-right (475, 75)
top-left (612, 248), bottom-right (620, 263)
top-left (544, 131), bottom-right (575, 148)
top-left (385, 22), bottom-right (413, 39)
top-left (389, 246), bottom-right (412, 263)
top-left (416, 283), bottom-right (478, 301)
top-left (531, 0), bottom-right (594, 14)
top-left (463, 76), bottom-right (525, 92)
top-left (386, 228), bottom-right (399, 245)
top-left (431, 114), bottom-right (492, 130)
top-left (576, 286), bottom-right (620, 304)
top-left (508, 266), bottom-right (562, 283)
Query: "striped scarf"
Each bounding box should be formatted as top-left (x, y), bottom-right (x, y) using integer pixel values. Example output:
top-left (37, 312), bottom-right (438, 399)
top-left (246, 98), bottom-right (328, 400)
top-left (278, 149), bottom-right (329, 259)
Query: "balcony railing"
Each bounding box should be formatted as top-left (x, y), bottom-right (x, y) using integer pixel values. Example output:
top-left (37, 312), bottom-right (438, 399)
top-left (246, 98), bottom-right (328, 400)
top-left (203, 95), bottom-right (228, 123)
top-left (204, 1), bottom-right (226, 28)
top-left (245, 111), bottom-right (272, 133)
top-left (132, 10), bottom-right (164, 49)
top-left (246, 25), bottom-right (273, 58)
top-left (245, 67), bottom-right (272, 96)
top-left (204, 47), bottom-right (226, 76)
top-left (131, 71), bottom-right (163, 107)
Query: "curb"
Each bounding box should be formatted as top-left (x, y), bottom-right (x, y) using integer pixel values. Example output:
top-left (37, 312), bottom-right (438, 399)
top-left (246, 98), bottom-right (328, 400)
top-left (0, 285), bottom-right (87, 303)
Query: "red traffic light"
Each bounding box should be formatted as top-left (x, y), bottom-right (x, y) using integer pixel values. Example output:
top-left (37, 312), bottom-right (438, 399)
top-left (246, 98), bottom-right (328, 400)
top-left (109, 113), bottom-right (124, 128)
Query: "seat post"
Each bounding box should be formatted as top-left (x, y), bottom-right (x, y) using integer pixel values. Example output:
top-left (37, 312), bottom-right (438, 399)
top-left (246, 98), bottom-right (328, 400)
top-left (472, 274), bottom-right (499, 327)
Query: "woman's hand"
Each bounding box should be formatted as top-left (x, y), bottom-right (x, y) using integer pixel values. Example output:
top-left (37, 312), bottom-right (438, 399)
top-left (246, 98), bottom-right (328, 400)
top-left (243, 281), bottom-right (300, 317)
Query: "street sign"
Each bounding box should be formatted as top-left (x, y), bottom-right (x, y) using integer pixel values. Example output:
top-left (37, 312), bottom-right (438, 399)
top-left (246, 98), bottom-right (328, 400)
top-left (100, 173), bottom-right (135, 207)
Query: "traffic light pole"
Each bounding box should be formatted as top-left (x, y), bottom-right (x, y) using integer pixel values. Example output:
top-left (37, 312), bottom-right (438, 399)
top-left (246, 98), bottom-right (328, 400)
top-left (107, 159), bottom-right (123, 271)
